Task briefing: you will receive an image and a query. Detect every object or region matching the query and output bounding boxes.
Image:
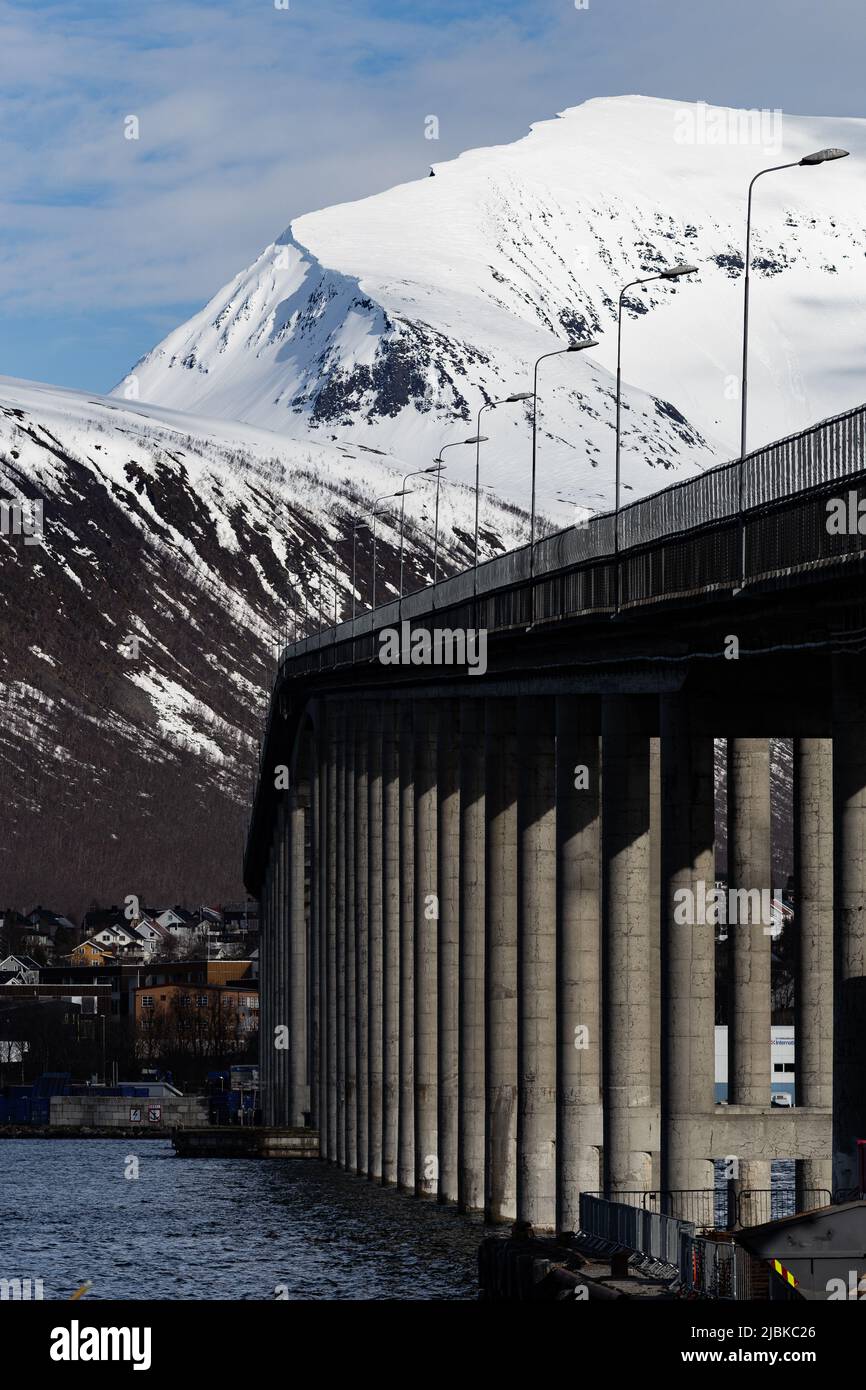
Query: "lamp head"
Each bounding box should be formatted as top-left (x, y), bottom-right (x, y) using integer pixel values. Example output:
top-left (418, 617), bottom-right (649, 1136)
top-left (507, 391), bottom-right (535, 402)
top-left (566, 338), bottom-right (599, 351)
top-left (661, 264), bottom-right (698, 279)
top-left (465, 435), bottom-right (489, 444)
top-left (800, 147), bottom-right (849, 165)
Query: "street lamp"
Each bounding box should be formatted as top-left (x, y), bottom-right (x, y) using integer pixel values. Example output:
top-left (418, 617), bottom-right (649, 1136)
top-left (736, 147), bottom-right (849, 590)
top-left (740, 148), bottom-right (848, 462)
top-left (398, 465), bottom-right (444, 597)
top-left (615, 266), bottom-right (697, 602)
top-left (530, 343), bottom-right (597, 569)
top-left (473, 394), bottom-right (533, 566)
top-left (350, 521), bottom-right (370, 619)
top-left (434, 435), bottom-right (488, 580)
top-left (372, 489), bottom-right (411, 610)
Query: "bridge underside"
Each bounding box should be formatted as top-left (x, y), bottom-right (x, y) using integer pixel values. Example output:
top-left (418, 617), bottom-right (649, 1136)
top-left (251, 596), bottom-right (866, 1230)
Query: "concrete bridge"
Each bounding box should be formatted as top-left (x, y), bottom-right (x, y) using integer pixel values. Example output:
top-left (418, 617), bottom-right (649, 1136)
top-left (244, 401), bottom-right (866, 1232)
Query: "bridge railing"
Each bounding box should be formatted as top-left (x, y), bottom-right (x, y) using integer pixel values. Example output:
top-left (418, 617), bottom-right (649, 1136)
top-left (277, 397), bottom-right (866, 667)
top-left (579, 1193), bottom-right (694, 1270)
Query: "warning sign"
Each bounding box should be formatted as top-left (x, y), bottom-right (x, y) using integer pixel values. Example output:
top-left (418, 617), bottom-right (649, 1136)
top-left (129, 1106), bottom-right (141, 1123)
top-left (147, 1105), bottom-right (162, 1124)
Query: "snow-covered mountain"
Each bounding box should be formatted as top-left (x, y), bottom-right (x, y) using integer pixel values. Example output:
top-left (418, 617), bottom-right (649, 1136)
top-left (120, 96), bottom-right (866, 524)
top-left (0, 377), bottom-right (523, 916)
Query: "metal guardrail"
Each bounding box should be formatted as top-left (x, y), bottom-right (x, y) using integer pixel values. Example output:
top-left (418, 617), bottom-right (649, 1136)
top-left (736, 1187), bottom-right (832, 1228)
top-left (681, 1234), bottom-right (757, 1299)
top-left (588, 1186), bottom-right (834, 1231)
top-left (579, 1193), bottom-right (694, 1270)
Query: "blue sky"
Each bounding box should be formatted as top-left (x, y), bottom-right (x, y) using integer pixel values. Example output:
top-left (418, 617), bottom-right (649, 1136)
top-left (1, 0), bottom-right (864, 392)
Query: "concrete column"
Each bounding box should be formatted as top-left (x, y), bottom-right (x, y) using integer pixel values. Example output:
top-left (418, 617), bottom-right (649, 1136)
top-left (344, 716), bottom-right (357, 1171)
top-left (414, 702), bottom-right (439, 1197)
top-left (660, 693), bottom-right (716, 1197)
top-left (517, 696), bottom-right (557, 1232)
top-left (367, 704), bottom-right (385, 1180)
top-left (336, 715), bottom-right (348, 1166)
top-left (289, 791), bottom-right (308, 1127)
top-left (832, 656), bottom-right (866, 1192)
top-left (398, 702), bottom-right (416, 1190)
top-left (727, 737), bottom-right (772, 1200)
top-left (355, 710), bottom-right (370, 1175)
top-left (485, 698), bottom-right (518, 1223)
top-left (326, 712), bottom-right (338, 1160)
top-left (381, 703), bottom-right (401, 1184)
top-left (458, 699), bottom-right (486, 1214)
top-left (261, 860), bottom-right (274, 1126)
top-left (310, 745), bottom-right (322, 1132)
top-left (437, 700), bottom-right (460, 1205)
top-left (555, 696), bottom-right (602, 1232)
top-left (794, 737), bottom-right (834, 1200)
top-left (602, 696), bottom-right (654, 1195)
top-left (317, 739), bottom-right (329, 1151)
top-left (275, 801), bottom-right (288, 1127)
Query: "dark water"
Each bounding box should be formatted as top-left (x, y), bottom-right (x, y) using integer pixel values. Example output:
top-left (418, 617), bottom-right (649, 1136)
top-left (0, 1141), bottom-right (489, 1300)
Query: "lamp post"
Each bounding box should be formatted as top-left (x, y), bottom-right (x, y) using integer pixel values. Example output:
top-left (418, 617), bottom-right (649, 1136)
top-left (372, 489), bottom-right (411, 610)
top-left (530, 343), bottom-right (597, 569)
top-left (615, 265), bottom-right (697, 610)
top-left (351, 521), bottom-right (370, 619)
top-left (737, 146), bottom-right (848, 588)
top-left (472, 394), bottom-right (533, 567)
top-left (740, 147), bottom-right (848, 462)
top-left (398, 464), bottom-right (443, 597)
top-left (433, 433), bottom-right (489, 581)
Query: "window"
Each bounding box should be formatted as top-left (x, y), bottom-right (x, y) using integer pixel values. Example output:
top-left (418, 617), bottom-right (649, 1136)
top-left (180, 995), bottom-right (191, 1008)
top-left (197, 995), bottom-right (208, 1008)
top-left (141, 996), bottom-right (154, 1009)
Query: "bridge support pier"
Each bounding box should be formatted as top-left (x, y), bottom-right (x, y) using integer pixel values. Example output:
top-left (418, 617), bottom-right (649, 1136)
top-left (274, 800), bottom-right (288, 1127)
top-left (832, 655), bottom-right (866, 1192)
top-left (485, 698), bottom-right (519, 1223)
top-left (326, 716), bottom-right (338, 1160)
top-left (355, 712), bottom-right (370, 1172)
top-left (288, 790), bottom-right (308, 1127)
top-left (517, 696), bottom-right (557, 1231)
top-left (602, 696), bottom-right (656, 1195)
top-left (414, 701), bottom-right (439, 1196)
top-left (458, 698), bottom-right (486, 1214)
top-left (555, 695), bottom-right (602, 1233)
top-left (381, 704), bottom-right (401, 1185)
top-left (398, 703), bottom-right (415, 1190)
top-left (366, 704), bottom-right (384, 1181)
top-left (437, 699), bottom-right (461, 1205)
top-left (794, 736), bottom-right (833, 1198)
top-left (660, 694), bottom-right (715, 1195)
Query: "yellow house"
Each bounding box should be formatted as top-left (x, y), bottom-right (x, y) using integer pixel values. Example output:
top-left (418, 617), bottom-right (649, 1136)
top-left (70, 939), bottom-right (117, 965)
